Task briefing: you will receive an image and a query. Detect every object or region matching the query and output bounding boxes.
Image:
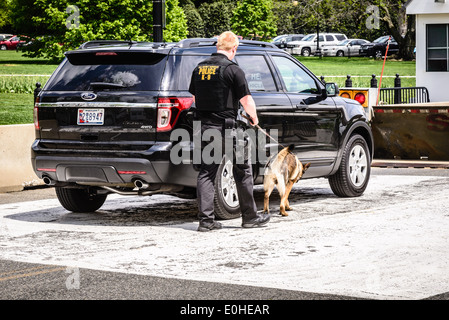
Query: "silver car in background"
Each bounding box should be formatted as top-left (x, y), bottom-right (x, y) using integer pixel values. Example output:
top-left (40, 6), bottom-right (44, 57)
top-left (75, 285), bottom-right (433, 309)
top-left (323, 39), bottom-right (369, 57)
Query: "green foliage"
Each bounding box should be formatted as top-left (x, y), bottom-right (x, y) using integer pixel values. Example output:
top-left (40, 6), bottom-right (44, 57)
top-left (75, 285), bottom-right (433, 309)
top-left (11, 0), bottom-right (187, 62)
top-left (231, 0), bottom-right (277, 40)
top-left (198, 1), bottom-right (235, 37)
top-left (181, 0), bottom-right (205, 38)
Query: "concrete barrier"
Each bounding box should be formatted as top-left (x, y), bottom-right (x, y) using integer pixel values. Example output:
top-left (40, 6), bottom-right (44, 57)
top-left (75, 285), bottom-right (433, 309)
top-left (0, 124), bottom-right (43, 192)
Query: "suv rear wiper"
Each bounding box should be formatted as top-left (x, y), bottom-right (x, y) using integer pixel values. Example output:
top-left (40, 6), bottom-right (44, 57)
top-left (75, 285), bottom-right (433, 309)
top-left (90, 82), bottom-right (127, 90)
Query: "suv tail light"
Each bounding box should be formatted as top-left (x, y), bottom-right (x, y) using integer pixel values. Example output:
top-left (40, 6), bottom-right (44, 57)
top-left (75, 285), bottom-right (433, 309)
top-left (157, 97), bottom-right (193, 132)
top-left (34, 96), bottom-right (40, 130)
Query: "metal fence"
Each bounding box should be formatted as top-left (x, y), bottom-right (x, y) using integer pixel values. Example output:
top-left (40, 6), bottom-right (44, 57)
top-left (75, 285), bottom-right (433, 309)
top-left (379, 87), bottom-right (430, 104)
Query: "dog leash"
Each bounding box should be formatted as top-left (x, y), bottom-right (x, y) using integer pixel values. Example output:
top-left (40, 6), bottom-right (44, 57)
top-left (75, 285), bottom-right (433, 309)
top-left (240, 113), bottom-right (286, 148)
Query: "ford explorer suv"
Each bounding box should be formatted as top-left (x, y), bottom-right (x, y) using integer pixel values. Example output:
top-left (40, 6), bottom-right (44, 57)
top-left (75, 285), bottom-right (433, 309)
top-left (32, 38), bottom-right (373, 220)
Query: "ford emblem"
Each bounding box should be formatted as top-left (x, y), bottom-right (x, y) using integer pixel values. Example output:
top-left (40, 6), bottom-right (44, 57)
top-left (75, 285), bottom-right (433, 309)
top-left (81, 92), bottom-right (97, 101)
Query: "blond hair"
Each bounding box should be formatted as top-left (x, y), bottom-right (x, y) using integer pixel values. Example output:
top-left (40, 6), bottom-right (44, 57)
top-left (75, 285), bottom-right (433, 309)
top-left (217, 31), bottom-right (239, 51)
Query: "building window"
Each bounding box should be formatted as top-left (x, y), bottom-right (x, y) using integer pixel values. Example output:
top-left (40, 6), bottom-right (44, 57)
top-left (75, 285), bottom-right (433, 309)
top-left (427, 24), bottom-right (449, 72)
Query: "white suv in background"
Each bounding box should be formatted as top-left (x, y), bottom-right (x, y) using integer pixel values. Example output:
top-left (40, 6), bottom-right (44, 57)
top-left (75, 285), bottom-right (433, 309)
top-left (287, 33), bottom-right (348, 56)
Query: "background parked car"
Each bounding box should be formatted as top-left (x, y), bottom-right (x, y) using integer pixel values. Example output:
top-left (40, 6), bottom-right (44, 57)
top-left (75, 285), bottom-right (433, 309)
top-left (0, 35), bottom-right (27, 50)
top-left (288, 33), bottom-right (348, 56)
top-left (359, 35), bottom-right (399, 58)
top-left (0, 34), bottom-right (13, 41)
top-left (272, 34), bottom-right (304, 50)
top-left (322, 39), bottom-right (370, 57)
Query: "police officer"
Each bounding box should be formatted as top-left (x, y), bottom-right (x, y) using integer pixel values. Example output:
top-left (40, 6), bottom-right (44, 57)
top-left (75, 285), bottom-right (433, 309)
top-left (189, 31), bottom-right (270, 232)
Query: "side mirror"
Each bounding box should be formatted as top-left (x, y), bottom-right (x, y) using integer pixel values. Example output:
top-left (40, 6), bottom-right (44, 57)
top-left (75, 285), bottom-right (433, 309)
top-left (325, 83), bottom-right (339, 96)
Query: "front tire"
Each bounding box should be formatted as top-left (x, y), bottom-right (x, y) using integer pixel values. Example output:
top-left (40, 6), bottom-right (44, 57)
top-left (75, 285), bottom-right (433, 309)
top-left (301, 48), bottom-right (311, 57)
top-left (329, 134), bottom-right (371, 197)
top-left (56, 187), bottom-right (107, 212)
top-left (214, 156), bottom-right (241, 220)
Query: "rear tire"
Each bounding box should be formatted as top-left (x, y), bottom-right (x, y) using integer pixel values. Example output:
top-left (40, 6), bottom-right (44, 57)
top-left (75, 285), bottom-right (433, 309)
top-left (213, 156), bottom-right (241, 220)
top-left (329, 134), bottom-right (371, 197)
top-left (56, 187), bottom-right (107, 212)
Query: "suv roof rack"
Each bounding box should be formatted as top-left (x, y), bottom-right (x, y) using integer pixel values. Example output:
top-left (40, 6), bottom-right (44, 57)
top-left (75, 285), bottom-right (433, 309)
top-left (79, 40), bottom-right (176, 50)
top-left (175, 38), bottom-right (277, 49)
top-left (80, 40), bottom-right (138, 49)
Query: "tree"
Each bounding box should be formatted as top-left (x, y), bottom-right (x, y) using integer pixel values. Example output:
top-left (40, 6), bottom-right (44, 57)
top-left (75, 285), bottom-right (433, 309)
top-left (163, 0), bottom-right (189, 42)
top-left (181, 0), bottom-right (205, 38)
top-left (198, 1), bottom-right (235, 37)
top-left (231, 0), bottom-right (277, 40)
top-left (0, 0), bottom-right (11, 30)
top-left (376, 0), bottom-right (415, 60)
top-left (11, 0), bottom-right (187, 62)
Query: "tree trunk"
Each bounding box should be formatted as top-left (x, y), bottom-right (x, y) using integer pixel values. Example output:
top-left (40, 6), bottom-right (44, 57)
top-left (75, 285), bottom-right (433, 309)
top-left (380, 2), bottom-right (415, 60)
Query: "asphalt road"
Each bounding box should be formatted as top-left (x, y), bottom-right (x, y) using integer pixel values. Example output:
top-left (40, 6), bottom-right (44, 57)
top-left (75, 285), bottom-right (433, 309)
top-left (0, 167), bottom-right (448, 306)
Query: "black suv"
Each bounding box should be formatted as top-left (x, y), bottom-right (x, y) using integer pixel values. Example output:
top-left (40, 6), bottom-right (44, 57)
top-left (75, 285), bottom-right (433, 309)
top-left (32, 39), bottom-right (373, 219)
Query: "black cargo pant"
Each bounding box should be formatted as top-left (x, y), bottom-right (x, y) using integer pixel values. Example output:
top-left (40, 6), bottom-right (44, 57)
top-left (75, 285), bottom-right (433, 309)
top-left (196, 122), bottom-right (258, 225)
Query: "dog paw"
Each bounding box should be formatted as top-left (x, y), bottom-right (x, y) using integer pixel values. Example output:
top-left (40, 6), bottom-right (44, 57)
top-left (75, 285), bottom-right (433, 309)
top-left (280, 211), bottom-right (289, 217)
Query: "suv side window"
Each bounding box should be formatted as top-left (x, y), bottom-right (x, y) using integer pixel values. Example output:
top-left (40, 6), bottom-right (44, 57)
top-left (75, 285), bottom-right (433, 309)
top-left (271, 55), bottom-right (319, 94)
top-left (168, 55), bottom-right (208, 90)
top-left (235, 55), bottom-right (277, 92)
top-left (325, 35), bottom-right (334, 41)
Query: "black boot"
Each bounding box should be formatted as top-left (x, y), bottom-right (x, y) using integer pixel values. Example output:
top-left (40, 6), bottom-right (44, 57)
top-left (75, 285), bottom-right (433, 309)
top-left (242, 214), bottom-right (270, 228)
top-left (198, 221), bottom-right (223, 232)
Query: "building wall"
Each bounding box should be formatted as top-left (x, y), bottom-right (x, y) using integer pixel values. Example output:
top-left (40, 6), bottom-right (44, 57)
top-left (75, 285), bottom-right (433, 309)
top-left (415, 14), bottom-right (449, 102)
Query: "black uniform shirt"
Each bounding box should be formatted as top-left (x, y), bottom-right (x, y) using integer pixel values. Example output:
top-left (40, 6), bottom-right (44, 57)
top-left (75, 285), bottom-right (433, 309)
top-left (189, 53), bottom-right (251, 124)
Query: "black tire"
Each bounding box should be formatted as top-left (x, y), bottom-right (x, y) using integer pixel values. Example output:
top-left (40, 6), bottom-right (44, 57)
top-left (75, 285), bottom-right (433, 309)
top-left (336, 50), bottom-right (344, 57)
top-left (301, 48), bottom-right (311, 57)
top-left (56, 187), bottom-right (107, 212)
top-left (213, 156), bottom-right (241, 220)
top-left (329, 134), bottom-right (371, 197)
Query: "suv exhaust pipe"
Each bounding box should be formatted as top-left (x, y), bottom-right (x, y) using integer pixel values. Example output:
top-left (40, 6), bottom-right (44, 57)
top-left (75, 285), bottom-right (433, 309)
top-left (42, 176), bottom-right (56, 186)
top-left (134, 179), bottom-right (150, 190)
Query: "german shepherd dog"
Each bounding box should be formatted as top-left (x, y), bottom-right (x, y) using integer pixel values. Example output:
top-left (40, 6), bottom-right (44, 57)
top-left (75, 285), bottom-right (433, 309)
top-left (263, 144), bottom-right (310, 216)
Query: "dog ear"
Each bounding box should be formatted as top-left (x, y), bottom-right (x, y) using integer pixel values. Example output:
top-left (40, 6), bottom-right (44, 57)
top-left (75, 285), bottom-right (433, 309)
top-left (303, 163), bottom-right (311, 171)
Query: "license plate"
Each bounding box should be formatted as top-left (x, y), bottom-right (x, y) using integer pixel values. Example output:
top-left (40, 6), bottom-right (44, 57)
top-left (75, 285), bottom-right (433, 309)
top-left (77, 108), bottom-right (104, 125)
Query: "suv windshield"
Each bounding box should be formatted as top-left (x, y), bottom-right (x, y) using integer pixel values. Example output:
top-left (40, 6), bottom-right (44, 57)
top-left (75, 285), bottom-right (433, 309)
top-left (302, 34), bottom-right (315, 41)
top-left (373, 36), bottom-right (390, 43)
top-left (45, 51), bottom-right (168, 91)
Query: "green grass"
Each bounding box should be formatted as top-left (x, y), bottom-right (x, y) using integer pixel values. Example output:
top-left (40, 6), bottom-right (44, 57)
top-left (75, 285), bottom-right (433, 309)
top-left (0, 92), bottom-right (34, 125)
top-left (0, 50), bottom-right (59, 75)
top-left (297, 56), bottom-right (416, 88)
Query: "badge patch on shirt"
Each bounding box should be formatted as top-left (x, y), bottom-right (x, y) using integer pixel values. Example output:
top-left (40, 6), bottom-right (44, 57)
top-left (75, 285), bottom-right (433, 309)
top-left (198, 65), bottom-right (219, 80)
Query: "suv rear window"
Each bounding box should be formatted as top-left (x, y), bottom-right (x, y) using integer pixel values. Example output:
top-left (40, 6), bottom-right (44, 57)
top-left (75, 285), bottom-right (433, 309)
top-left (45, 51), bottom-right (168, 91)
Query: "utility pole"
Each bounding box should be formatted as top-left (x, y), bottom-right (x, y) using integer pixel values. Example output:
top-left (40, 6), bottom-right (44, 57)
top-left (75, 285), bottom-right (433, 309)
top-left (153, 0), bottom-right (165, 42)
